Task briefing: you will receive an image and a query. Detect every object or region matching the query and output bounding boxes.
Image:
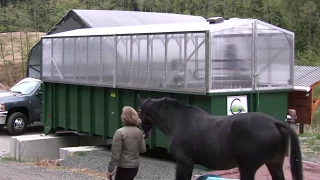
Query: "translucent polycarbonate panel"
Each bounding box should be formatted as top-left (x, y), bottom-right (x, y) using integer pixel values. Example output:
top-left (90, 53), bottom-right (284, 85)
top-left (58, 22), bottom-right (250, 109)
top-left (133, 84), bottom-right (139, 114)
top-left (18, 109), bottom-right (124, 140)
top-left (184, 33), bottom-right (206, 91)
top-left (62, 38), bottom-right (75, 81)
top-left (75, 37), bottom-right (88, 82)
top-left (115, 34), bottom-right (167, 89)
top-left (41, 32), bottom-right (207, 94)
top-left (256, 23), bottom-right (293, 89)
top-left (87, 37), bottom-right (102, 83)
top-left (51, 38), bottom-right (63, 80)
top-left (148, 35), bottom-right (166, 88)
top-left (210, 24), bottom-right (253, 90)
top-left (161, 33), bottom-right (207, 93)
top-left (101, 36), bottom-right (115, 86)
top-left (164, 34), bottom-right (186, 90)
top-left (115, 36), bottom-right (132, 87)
top-left (114, 33), bottom-right (207, 93)
top-left (42, 39), bottom-right (52, 80)
top-left (129, 35), bottom-right (150, 87)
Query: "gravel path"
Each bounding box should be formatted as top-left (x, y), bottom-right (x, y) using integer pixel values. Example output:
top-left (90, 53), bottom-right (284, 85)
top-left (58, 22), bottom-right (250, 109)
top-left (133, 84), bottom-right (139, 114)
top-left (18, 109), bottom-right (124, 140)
top-left (0, 160), bottom-right (104, 180)
top-left (59, 147), bottom-right (207, 180)
top-left (0, 136), bottom-right (319, 180)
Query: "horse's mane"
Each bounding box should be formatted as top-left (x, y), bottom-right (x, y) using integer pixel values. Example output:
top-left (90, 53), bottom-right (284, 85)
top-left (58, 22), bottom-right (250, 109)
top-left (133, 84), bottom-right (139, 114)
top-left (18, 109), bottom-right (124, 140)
top-left (160, 97), bottom-right (212, 115)
top-left (161, 97), bottom-right (197, 109)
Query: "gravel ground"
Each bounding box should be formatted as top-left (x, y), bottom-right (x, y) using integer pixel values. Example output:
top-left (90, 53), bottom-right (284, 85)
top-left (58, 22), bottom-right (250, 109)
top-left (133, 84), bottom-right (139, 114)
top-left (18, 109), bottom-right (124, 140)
top-left (0, 160), bottom-right (104, 180)
top-left (59, 147), bottom-right (207, 180)
top-left (54, 137), bottom-right (320, 179)
top-left (0, 136), bottom-right (319, 180)
top-left (299, 136), bottom-right (320, 164)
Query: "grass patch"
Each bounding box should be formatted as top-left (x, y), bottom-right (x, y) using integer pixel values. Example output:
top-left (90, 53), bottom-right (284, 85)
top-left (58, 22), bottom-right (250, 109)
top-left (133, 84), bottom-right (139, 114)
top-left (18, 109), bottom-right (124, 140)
top-left (307, 138), bottom-right (316, 146)
top-left (72, 151), bottom-right (87, 156)
top-left (0, 156), bottom-right (16, 162)
top-left (300, 132), bottom-right (315, 137)
top-left (299, 132), bottom-right (320, 138)
top-left (312, 145), bottom-right (320, 152)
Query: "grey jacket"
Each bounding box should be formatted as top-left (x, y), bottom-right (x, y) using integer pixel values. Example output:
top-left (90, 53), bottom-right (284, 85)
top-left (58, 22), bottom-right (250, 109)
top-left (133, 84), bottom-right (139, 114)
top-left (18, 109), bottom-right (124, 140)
top-left (108, 126), bottom-right (147, 172)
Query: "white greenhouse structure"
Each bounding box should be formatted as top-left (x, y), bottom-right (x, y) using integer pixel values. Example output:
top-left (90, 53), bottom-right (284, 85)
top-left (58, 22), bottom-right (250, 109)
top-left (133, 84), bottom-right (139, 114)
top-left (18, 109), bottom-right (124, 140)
top-left (41, 18), bottom-right (295, 95)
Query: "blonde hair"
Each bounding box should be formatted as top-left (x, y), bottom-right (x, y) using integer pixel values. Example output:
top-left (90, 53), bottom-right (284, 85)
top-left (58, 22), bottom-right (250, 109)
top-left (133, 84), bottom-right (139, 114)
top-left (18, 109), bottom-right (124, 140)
top-left (121, 106), bottom-right (141, 126)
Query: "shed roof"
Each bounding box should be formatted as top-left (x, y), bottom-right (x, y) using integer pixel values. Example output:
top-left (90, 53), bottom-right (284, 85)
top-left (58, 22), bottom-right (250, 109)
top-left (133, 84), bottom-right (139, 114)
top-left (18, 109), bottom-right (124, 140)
top-left (28, 9), bottom-right (207, 79)
top-left (294, 65), bottom-right (320, 88)
top-left (72, 9), bottom-right (207, 28)
top-left (42, 18), bottom-right (294, 38)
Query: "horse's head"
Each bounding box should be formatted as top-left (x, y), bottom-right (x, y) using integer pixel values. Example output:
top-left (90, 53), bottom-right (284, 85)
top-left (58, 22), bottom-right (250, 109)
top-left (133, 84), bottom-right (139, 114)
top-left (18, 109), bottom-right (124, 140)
top-left (136, 94), bottom-right (154, 136)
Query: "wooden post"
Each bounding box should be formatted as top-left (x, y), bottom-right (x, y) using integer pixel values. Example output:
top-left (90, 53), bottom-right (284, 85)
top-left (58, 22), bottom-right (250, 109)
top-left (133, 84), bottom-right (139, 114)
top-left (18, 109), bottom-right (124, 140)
top-left (299, 123), bottom-right (304, 134)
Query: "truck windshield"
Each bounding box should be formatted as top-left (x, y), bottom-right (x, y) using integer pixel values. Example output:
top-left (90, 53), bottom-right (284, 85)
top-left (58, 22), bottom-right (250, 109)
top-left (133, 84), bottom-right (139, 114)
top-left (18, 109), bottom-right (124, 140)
top-left (10, 81), bottom-right (40, 95)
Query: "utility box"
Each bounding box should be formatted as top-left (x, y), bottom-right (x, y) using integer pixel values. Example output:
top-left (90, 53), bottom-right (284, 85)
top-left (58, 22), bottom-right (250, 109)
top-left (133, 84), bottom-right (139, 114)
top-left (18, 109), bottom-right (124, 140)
top-left (41, 18), bottom-right (295, 149)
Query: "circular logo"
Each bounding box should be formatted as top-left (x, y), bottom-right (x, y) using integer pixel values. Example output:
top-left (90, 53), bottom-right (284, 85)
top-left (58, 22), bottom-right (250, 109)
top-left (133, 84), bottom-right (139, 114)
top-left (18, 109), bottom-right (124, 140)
top-left (229, 98), bottom-right (246, 115)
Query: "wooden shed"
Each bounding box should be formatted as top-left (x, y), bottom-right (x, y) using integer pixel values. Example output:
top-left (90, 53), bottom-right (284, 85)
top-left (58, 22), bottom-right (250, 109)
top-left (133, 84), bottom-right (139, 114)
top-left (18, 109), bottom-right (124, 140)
top-left (289, 65), bottom-right (320, 125)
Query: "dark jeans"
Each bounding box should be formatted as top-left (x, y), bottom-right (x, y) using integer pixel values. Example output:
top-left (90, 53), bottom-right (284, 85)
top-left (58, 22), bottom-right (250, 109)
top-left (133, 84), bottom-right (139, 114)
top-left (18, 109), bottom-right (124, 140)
top-left (115, 167), bottom-right (139, 180)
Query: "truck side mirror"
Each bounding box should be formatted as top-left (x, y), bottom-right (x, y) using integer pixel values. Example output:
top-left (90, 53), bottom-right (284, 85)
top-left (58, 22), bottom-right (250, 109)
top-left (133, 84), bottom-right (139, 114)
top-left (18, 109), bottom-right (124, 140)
top-left (36, 90), bottom-right (42, 96)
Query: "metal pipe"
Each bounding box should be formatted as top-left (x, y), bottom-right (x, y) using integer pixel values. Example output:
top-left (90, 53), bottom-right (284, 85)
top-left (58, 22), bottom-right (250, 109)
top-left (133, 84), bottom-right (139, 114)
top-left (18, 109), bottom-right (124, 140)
top-left (206, 31), bottom-right (212, 92)
top-left (73, 38), bottom-right (76, 81)
top-left (250, 20), bottom-right (257, 112)
top-left (147, 35), bottom-right (150, 86)
top-left (252, 20), bottom-right (257, 91)
top-left (164, 34), bottom-right (168, 88)
top-left (179, 36), bottom-right (182, 61)
top-left (113, 35), bottom-right (117, 88)
top-left (130, 36), bottom-right (133, 86)
top-left (195, 35), bottom-right (198, 78)
top-left (126, 37), bottom-right (128, 65)
top-left (62, 38), bottom-right (64, 77)
top-left (290, 34), bottom-right (295, 87)
top-left (138, 38), bottom-right (140, 79)
top-left (100, 37), bottom-right (103, 82)
top-left (151, 37), bottom-right (154, 80)
top-left (86, 37), bottom-right (89, 81)
top-left (51, 39), bottom-right (53, 78)
top-left (184, 33), bottom-right (188, 89)
top-left (253, 20), bottom-right (260, 110)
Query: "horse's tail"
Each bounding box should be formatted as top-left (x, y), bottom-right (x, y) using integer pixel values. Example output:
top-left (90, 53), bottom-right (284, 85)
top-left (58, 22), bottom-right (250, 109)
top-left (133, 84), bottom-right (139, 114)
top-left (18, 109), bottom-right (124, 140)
top-left (275, 121), bottom-right (303, 180)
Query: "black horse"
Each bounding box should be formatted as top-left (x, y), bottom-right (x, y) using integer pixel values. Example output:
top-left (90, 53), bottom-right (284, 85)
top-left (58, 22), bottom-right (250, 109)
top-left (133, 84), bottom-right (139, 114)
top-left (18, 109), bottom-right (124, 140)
top-left (136, 95), bottom-right (303, 180)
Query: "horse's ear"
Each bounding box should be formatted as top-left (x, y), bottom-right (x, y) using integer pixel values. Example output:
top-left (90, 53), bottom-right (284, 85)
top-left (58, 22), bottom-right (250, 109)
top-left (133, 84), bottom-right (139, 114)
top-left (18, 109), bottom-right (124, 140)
top-left (136, 94), bottom-right (143, 107)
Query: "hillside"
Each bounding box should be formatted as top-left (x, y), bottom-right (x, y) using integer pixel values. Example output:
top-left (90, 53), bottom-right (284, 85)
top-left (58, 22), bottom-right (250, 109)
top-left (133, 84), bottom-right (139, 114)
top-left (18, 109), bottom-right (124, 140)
top-left (0, 31), bottom-right (45, 88)
top-left (0, 32), bottom-right (45, 64)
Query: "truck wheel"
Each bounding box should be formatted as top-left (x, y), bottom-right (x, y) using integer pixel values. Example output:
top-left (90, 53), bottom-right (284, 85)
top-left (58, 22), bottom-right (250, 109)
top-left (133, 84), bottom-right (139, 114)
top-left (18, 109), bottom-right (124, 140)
top-left (7, 112), bottom-right (27, 136)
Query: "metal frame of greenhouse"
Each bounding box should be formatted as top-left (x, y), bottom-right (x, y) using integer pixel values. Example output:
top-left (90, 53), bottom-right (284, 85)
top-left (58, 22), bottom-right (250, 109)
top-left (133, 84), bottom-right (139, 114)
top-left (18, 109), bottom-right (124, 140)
top-left (40, 17), bottom-right (296, 150)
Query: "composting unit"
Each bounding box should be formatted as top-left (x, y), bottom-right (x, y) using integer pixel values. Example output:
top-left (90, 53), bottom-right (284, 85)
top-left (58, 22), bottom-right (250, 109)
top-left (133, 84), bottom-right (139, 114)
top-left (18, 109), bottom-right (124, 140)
top-left (40, 17), bottom-right (295, 149)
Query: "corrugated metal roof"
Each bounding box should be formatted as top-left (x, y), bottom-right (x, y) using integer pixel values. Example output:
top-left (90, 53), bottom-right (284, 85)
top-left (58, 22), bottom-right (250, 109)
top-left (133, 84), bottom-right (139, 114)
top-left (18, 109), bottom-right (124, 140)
top-left (72, 9), bottom-right (207, 27)
top-left (294, 65), bottom-right (320, 87)
top-left (43, 21), bottom-right (211, 38)
top-left (43, 18), bottom-right (292, 38)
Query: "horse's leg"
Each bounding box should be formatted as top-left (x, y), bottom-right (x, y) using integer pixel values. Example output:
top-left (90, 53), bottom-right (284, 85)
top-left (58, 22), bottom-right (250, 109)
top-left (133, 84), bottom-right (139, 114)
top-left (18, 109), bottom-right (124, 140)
top-left (265, 154), bottom-right (286, 180)
top-left (239, 167), bottom-right (258, 180)
top-left (187, 164), bottom-right (194, 179)
top-left (175, 161), bottom-right (194, 180)
top-left (265, 162), bottom-right (285, 180)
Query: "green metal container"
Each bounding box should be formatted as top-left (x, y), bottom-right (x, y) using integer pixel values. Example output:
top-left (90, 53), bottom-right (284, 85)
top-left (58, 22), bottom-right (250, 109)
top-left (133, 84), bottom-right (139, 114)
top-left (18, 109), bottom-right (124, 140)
top-left (42, 82), bottom-right (289, 149)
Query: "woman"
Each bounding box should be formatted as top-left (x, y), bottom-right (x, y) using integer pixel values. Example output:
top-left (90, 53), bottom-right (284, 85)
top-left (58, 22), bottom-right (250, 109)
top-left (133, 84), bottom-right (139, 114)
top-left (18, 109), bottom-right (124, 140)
top-left (107, 106), bottom-right (147, 180)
